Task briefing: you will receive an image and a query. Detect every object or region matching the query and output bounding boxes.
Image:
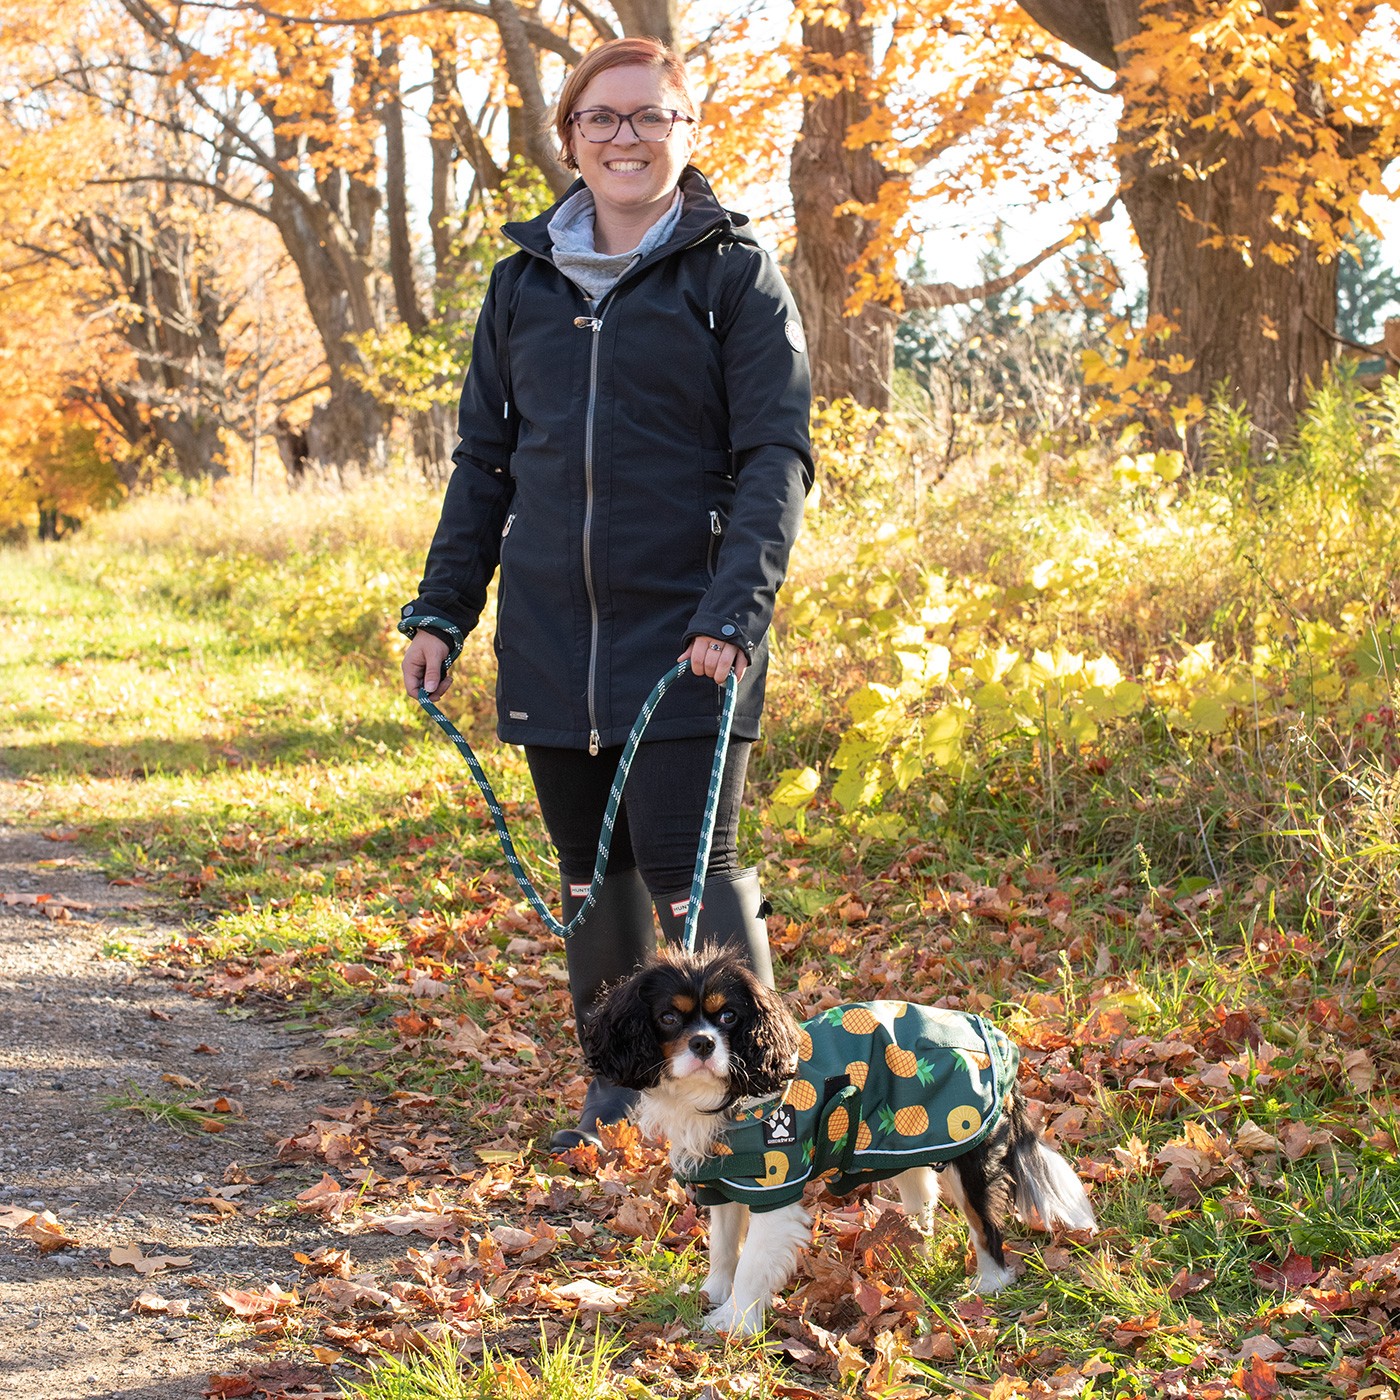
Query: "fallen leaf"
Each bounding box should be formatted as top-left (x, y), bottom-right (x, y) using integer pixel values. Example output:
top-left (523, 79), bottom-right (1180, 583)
top-left (909, 1331), bottom-right (957, 1361)
top-left (1237, 1335), bottom-right (1287, 1362)
top-left (488, 1225), bottom-right (535, 1254)
top-left (108, 1244), bottom-right (194, 1275)
top-left (203, 1375), bottom-right (255, 1398)
top-left (1235, 1120), bottom-right (1281, 1156)
top-left (162, 1072), bottom-right (200, 1091)
top-left (1251, 1251), bottom-right (1321, 1292)
top-left (834, 1335), bottom-right (868, 1383)
top-left (545, 1279), bottom-right (626, 1313)
top-left (130, 1292), bottom-right (192, 1316)
top-left (1234, 1353), bottom-right (1280, 1399)
top-left (1279, 1121), bottom-right (1331, 1160)
top-left (215, 1285), bottom-right (300, 1319)
top-left (0, 1208), bottom-right (79, 1253)
top-left (364, 1209), bottom-right (460, 1239)
top-left (1343, 1049), bottom-right (1376, 1094)
top-left (1167, 1267), bottom-right (1214, 1299)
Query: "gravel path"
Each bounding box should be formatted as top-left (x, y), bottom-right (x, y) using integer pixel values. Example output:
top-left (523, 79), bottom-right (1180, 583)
top-left (0, 816), bottom-right (349, 1400)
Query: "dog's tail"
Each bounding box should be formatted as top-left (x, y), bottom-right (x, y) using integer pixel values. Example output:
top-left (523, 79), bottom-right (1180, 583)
top-left (1004, 1094), bottom-right (1096, 1233)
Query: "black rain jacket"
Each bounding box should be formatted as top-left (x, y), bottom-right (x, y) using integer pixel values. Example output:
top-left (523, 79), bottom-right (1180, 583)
top-left (403, 166), bottom-right (814, 749)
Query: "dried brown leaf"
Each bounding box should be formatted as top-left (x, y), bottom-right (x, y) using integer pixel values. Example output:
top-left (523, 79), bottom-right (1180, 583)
top-left (108, 1244), bottom-right (193, 1275)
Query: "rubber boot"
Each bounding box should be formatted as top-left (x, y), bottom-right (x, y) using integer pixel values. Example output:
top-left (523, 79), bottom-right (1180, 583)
top-left (549, 865), bottom-right (656, 1151)
top-left (654, 867), bottom-right (775, 988)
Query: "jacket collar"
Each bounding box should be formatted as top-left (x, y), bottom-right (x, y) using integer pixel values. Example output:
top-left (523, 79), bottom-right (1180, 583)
top-left (503, 165), bottom-right (756, 265)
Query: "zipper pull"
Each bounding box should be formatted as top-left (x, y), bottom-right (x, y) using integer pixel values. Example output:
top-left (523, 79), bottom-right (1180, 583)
top-left (709, 510), bottom-right (722, 536)
top-left (502, 512), bottom-right (516, 537)
top-left (574, 316), bottom-right (602, 331)
top-left (589, 729), bottom-right (600, 756)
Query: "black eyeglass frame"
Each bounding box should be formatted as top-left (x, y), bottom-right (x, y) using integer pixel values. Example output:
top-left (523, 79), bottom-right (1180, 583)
top-left (567, 107), bottom-right (697, 143)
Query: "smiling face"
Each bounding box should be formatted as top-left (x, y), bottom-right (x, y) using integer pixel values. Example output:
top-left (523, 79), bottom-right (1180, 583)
top-left (566, 63), bottom-right (695, 248)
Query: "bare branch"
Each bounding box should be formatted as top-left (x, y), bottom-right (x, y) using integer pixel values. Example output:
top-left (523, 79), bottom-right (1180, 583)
top-left (1028, 50), bottom-right (1115, 95)
top-left (568, 0), bottom-right (617, 43)
top-left (902, 194), bottom-right (1120, 310)
top-left (172, 0), bottom-right (583, 63)
top-left (86, 173), bottom-right (269, 221)
top-left (1305, 308), bottom-right (1400, 366)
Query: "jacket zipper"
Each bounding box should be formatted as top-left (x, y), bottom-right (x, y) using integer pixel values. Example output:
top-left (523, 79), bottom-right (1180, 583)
top-left (563, 230), bottom-right (723, 758)
top-left (574, 309), bottom-right (606, 755)
top-left (707, 509), bottom-right (722, 579)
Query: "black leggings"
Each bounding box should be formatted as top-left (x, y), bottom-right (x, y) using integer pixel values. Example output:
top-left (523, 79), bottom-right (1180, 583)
top-left (525, 737), bottom-right (751, 897)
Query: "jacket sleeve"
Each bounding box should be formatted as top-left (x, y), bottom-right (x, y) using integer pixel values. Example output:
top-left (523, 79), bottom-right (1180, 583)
top-left (684, 244), bottom-right (814, 656)
top-left (401, 258), bottom-right (519, 638)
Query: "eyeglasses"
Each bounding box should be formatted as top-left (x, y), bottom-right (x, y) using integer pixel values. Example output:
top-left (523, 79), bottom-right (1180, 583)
top-left (568, 107), bottom-right (696, 143)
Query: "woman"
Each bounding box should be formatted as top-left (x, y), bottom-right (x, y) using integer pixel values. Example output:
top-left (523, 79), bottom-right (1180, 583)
top-left (399, 37), bottom-right (813, 1149)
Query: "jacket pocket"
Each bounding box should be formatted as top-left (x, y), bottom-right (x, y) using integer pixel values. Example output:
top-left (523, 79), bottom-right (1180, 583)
top-left (701, 451), bottom-right (734, 582)
top-left (493, 511), bottom-right (516, 653)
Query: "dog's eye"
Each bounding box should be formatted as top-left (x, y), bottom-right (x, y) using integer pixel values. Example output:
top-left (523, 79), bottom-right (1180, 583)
top-left (716, 1008), bottom-right (738, 1027)
top-left (658, 1010), bottom-right (682, 1030)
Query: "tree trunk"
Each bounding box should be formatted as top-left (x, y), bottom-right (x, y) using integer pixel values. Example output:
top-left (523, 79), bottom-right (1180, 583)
top-left (1120, 133), bottom-right (1336, 445)
top-left (267, 128), bottom-right (391, 474)
top-left (79, 211), bottom-right (229, 479)
top-left (381, 43), bottom-right (424, 335)
top-left (787, 0), bottom-right (895, 410)
top-left (612, 0), bottom-right (678, 45)
top-left (491, 0), bottom-right (572, 197)
top-left (1017, 0), bottom-right (1342, 443)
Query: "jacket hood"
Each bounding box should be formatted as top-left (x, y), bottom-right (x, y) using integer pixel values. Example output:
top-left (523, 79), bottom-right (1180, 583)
top-left (503, 165), bottom-right (759, 263)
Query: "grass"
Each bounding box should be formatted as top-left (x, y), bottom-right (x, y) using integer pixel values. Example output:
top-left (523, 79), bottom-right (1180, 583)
top-left (4, 399), bottom-right (1399, 1396)
top-left (105, 1080), bottom-right (225, 1133)
top-left (340, 1325), bottom-right (631, 1400)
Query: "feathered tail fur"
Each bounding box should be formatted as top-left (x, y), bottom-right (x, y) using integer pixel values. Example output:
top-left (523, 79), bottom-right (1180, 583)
top-left (1005, 1096), bottom-right (1097, 1233)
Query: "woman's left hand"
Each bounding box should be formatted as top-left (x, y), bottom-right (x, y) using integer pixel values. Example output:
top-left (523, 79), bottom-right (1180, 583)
top-left (682, 635), bottom-right (748, 685)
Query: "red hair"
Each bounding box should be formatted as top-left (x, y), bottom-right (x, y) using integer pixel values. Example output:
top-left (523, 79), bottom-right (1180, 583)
top-left (554, 37), bottom-right (696, 172)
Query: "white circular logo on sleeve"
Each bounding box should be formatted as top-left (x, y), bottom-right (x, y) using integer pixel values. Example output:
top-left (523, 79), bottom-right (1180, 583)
top-left (784, 320), bottom-right (806, 353)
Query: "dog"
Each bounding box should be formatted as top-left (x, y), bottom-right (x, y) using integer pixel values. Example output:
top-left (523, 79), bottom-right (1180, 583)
top-left (582, 946), bottom-right (1096, 1336)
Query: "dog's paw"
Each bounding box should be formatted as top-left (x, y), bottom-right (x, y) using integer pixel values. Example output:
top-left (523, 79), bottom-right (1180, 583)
top-left (699, 1273), bottom-right (733, 1306)
top-left (704, 1298), bottom-right (764, 1337)
top-left (972, 1258), bottom-right (1017, 1294)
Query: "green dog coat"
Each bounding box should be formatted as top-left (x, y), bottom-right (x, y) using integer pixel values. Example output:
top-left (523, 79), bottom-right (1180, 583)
top-left (679, 1001), bottom-right (1019, 1213)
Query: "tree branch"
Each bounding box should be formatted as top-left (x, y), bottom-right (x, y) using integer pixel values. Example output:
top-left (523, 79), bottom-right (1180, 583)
top-left (174, 0), bottom-right (583, 64)
top-left (86, 173), bottom-right (269, 221)
top-left (1305, 308), bottom-right (1400, 366)
top-left (1014, 0), bottom-right (1118, 72)
top-left (901, 194), bottom-right (1120, 311)
top-left (1029, 49), bottom-right (1115, 95)
top-left (568, 0), bottom-right (618, 43)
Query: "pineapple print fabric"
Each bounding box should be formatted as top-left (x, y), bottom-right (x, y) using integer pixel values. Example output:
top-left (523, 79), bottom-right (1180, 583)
top-left (680, 1002), bottom-right (1020, 1213)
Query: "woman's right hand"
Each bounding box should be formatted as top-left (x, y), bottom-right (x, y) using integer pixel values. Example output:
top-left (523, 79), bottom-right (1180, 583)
top-left (402, 631), bottom-right (452, 700)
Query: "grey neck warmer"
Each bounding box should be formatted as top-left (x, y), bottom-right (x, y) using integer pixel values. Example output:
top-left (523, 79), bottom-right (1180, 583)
top-left (547, 187), bottom-right (684, 304)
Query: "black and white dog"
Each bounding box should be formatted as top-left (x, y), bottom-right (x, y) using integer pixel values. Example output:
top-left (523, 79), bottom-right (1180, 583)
top-left (583, 947), bottom-right (1095, 1336)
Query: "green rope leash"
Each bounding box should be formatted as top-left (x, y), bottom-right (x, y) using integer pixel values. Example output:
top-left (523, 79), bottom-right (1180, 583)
top-left (399, 613), bottom-right (735, 952)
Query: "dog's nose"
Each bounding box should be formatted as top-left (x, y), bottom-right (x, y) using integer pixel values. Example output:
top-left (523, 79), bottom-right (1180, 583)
top-left (689, 1032), bottom-right (715, 1060)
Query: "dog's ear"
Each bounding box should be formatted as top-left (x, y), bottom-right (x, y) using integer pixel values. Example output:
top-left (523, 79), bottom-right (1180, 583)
top-left (730, 976), bottom-right (801, 1098)
top-left (579, 971), bottom-right (664, 1089)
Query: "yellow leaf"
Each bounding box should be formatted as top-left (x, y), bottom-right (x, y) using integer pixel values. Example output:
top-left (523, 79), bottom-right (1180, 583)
top-left (1185, 695), bottom-right (1230, 734)
top-left (770, 765), bottom-right (820, 811)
